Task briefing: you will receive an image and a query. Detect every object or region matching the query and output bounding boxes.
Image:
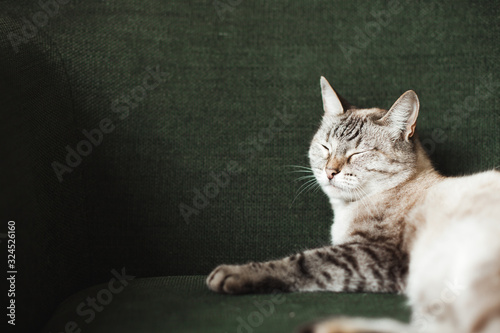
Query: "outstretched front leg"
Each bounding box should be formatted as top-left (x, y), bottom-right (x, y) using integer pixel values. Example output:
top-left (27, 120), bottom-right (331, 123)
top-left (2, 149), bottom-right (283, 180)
top-left (207, 242), bottom-right (408, 294)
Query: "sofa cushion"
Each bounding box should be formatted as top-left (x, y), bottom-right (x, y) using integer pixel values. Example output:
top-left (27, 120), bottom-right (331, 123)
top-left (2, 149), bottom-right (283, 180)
top-left (42, 276), bottom-right (410, 333)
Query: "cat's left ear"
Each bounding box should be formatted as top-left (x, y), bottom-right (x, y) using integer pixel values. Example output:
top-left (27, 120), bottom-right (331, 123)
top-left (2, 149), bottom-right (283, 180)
top-left (382, 90), bottom-right (419, 141)
top-left (320, 76), bottom-right (344, 116)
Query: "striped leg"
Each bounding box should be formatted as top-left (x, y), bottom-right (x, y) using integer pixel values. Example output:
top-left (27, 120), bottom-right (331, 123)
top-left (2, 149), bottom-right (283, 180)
top-left (206, 242), bottom-right (408, 294)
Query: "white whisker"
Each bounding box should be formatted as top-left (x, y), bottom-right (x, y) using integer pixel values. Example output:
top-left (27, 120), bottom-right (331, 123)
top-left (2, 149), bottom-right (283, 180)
top-left (289, 177), bottom-right (319, 208)
top-left (358, 187), bottom-right (381, 219)
top-left (294, 175), bottom-right (316, 182)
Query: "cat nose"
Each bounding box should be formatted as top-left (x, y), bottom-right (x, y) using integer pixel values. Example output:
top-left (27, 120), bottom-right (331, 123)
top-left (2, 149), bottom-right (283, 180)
top-left (326, 168), bottom-right (339, 180)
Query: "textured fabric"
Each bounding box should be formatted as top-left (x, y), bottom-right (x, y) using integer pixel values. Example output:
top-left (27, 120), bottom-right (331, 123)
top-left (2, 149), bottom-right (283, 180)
top-left (42, 276), bottom-right (410, 333)
top-left (0, 13), bottom-right (90, 333)
top-left (0, 0), bottom-right (499, 332)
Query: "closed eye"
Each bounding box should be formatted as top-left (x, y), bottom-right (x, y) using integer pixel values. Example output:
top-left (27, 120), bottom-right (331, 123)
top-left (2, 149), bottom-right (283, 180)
top-left (321, 144), bottom-right (329, 151)
top-left (347, 149), bottom-right (374, 162)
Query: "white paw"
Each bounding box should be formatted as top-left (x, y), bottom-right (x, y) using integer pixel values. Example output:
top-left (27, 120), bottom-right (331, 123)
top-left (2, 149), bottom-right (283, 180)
top-left (206, 264), bottom-right (249, 294)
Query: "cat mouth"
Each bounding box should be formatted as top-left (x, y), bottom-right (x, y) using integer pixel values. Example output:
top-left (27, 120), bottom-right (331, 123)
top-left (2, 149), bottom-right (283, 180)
top-left (327, 181), bottom-right (352, 192)
top-left (327, 181), bottom-right (343, 189)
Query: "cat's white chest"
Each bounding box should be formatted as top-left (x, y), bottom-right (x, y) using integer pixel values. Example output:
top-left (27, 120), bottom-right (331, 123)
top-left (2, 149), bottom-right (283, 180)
top-left (330, 204), bottom-right (353, 245)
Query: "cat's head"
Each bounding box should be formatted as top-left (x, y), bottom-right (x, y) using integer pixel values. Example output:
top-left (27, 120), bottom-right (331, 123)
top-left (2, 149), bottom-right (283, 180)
top-left (309, 77), bottom-right (429, 203)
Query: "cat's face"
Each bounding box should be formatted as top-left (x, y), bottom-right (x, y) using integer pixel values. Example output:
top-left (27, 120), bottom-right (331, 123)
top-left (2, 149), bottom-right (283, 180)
top-left (309, 77), bottom-right (421, 202)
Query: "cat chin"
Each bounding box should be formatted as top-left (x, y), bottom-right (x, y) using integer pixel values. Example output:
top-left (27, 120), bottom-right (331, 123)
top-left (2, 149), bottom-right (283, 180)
top-left (321, 184), bottom-right (355, 202)
top-left (324, 181), bottom-right (351, 192)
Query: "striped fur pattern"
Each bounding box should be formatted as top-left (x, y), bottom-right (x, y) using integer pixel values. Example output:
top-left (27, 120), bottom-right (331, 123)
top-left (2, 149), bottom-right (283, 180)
top-left (207, 77), bottom-right (500, 333)
top-left (208, 242), bottom-right (406, 294)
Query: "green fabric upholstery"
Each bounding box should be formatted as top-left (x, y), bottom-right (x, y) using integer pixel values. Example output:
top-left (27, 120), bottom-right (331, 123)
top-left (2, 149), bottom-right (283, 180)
top-left (0, 0), bottom-right (498, 332)
top-left (42, 276), bottom-right (410, 333)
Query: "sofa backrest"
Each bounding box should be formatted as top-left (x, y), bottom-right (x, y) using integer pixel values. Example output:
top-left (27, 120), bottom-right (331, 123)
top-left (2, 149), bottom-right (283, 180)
top-left (1, 1), bottom-right (499, 331)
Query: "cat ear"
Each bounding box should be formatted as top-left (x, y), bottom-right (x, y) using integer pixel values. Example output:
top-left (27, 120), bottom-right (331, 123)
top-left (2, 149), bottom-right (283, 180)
top-left (382, 90), bottom-right (420, 141)
top-left (320, 76), bottom-right (344, 116)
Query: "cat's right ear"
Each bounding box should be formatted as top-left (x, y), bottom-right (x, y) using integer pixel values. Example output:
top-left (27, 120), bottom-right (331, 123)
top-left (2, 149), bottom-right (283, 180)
top-left (320, 76), bottom-right (344, 116)
top-left (382, 90), bottom-right (420, 141)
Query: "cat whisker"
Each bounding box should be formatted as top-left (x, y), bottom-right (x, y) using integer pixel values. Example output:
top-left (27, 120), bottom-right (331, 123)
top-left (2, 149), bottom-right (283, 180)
top-left (294, 178), bottom-right (317, 194)
top-left (285, 165), bottom-right (315, 175)
top-left (357, 187), bottom-right (377, 209)
top-left (285, 165), bottom-right (323, 172)
top-left (352, 187), bottom-right (373, 219)
top-left (284, 165), bottom-right (314, 170)
top-left (350, 188), bottom-right (362, 219)
top-left (313, 182), bottom-right (322, 193)
top-left (289, 178), bottom-right (319, 208)
top-left (354, 188), bottom-right (364, 217)
top-left (294, 175), bottom-right (317, 182)
top-left (357, 187), bottom-right (382, 219)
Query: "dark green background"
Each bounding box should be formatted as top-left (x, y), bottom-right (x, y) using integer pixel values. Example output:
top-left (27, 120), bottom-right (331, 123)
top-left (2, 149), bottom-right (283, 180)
top-left (0, 0), bottom-right (498, 332)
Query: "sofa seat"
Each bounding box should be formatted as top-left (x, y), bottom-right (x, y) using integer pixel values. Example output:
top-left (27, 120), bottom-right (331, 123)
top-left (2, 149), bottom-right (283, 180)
top-left (42, 276), bottom-right (410, 333)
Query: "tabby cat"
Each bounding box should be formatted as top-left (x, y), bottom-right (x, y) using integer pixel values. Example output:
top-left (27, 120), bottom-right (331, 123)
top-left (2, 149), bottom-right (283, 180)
top-left (207, 77), bottom-right (500, 333)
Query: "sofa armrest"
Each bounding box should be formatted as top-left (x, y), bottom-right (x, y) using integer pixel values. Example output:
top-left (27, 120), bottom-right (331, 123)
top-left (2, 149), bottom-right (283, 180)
top-left (0, 14), bottom-right (90, 332)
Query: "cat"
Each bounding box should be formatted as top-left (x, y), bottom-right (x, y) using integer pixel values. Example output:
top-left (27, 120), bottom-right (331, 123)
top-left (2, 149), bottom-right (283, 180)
top-left (206, 76), bottom-right (500, 333)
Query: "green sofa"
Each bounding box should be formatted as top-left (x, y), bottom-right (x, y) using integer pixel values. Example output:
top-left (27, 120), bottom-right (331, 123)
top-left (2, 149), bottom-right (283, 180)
top-left (1, 1), bottom-right (498, 332)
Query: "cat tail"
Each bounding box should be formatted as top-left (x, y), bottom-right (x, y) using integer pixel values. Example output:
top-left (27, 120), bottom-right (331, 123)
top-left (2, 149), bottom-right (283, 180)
top-left (297, 317), bottom-right (428, 333)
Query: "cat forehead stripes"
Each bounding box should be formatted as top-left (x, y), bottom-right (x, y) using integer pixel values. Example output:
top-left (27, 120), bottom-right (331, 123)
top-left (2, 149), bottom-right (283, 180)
top-left (327, 113), bottom-right (365, 142)
top-left (325, 108), bottom-right (388, 147)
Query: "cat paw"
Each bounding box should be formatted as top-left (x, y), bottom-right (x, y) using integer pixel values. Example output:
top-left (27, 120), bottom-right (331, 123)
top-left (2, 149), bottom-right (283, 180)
top-left (206, 264), bottom-right (251, 294)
